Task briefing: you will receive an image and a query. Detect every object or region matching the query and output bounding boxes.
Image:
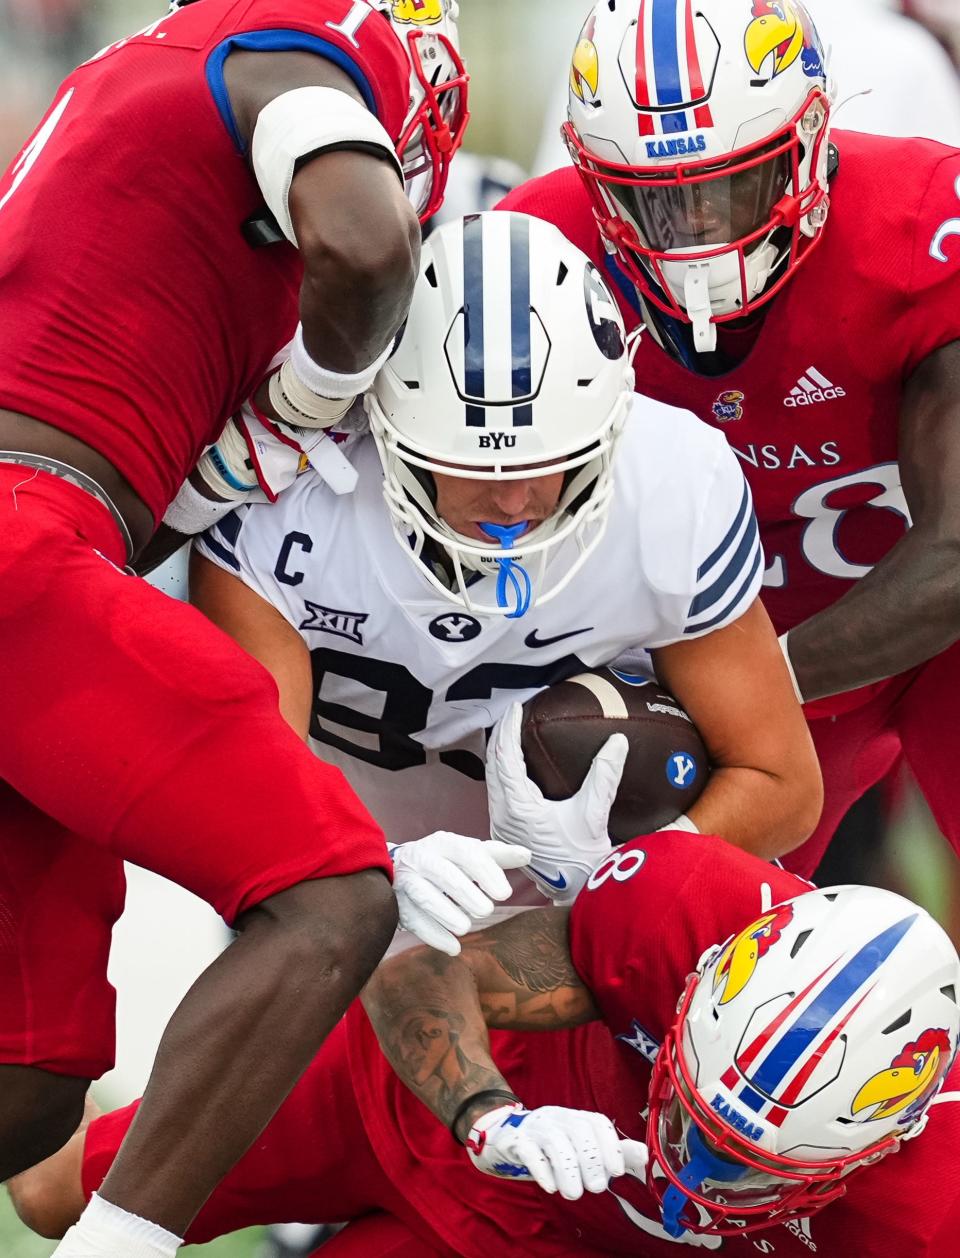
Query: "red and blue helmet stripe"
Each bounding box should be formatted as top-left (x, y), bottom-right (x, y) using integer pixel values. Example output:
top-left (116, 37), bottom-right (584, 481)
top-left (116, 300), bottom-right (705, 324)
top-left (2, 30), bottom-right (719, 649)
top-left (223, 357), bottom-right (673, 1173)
top-left (721, 915), bottom-right (918, 1128)
top-left (635, 0), bottom-right (714, 138)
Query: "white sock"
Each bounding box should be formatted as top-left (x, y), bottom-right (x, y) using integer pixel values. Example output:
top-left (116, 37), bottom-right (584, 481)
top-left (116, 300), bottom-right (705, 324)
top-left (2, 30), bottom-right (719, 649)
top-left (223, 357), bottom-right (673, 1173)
top-left (52, 1193), bottom-right (182, 1258)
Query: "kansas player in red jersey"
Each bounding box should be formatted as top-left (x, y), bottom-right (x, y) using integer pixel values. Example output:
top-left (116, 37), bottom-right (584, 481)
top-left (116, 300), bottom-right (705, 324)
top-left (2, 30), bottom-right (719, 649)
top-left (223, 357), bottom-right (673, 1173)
top-left (12, 830), bottom-right (960, 1257)
top-left (499, 0), bottom-right (960, 879)
top-left (0, 2), bottom-right (471, 1253)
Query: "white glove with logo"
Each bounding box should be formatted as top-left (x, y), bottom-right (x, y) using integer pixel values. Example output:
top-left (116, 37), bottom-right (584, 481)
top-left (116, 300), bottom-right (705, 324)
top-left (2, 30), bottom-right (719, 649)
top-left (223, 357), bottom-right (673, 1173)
top-left (486, 703), bottom-right (628, 906)
top-left (466, 1103), bottom-right (647, 1201)
top-left (389, 832), bottom-right (532, 956)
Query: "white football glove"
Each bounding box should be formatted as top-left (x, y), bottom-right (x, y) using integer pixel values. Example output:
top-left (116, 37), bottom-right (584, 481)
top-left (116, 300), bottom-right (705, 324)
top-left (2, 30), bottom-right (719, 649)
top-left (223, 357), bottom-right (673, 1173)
top-left (465, 1103), bottom-right (647, 1201)
top-left (389, 832), bottom-right (532, 956)
top-left (486, 702), bottom-right (628, 906)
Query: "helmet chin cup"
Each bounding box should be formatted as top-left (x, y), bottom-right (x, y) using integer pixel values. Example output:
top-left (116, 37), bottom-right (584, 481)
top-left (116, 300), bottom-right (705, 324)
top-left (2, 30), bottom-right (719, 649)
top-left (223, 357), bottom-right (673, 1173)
top-left (682, 262), bottom-right (715, 354)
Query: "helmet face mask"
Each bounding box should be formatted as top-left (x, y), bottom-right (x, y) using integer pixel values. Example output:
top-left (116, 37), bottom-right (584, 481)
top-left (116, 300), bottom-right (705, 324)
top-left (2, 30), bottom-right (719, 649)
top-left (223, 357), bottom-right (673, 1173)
top-left (377, 1), bottom-right (470, 222)
top-left (643, 886), bottom-right (960, 1239)
top-left (368, 211), bottom-right (635, 618)
top-left (564, 0), bottom-right (834, 351)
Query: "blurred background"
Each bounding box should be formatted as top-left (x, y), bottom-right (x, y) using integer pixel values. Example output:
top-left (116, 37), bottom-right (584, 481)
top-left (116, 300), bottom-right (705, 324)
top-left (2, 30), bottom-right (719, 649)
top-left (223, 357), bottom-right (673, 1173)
top-left (1, 1), bottom-right (959, 1254)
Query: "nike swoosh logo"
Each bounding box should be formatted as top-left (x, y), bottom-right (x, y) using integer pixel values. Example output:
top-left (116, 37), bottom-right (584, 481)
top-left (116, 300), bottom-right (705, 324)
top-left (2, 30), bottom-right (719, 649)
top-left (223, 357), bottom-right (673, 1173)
top-left (529, 866), bottom-right (568, 891)
top-left (524, 627), bottom-right (593, 649)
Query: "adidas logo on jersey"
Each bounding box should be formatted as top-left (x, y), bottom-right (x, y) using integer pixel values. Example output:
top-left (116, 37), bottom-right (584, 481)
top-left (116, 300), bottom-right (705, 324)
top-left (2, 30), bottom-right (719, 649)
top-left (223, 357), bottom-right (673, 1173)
top-left (784, 366), bottom-right (846, 408)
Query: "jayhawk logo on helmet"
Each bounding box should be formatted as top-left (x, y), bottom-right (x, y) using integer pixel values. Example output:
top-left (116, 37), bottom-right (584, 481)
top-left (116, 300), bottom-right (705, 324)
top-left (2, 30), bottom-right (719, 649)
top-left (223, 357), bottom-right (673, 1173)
top-left (391, 0), bottom-right (444, 26)
top-left (570, 15), bottom-right (600, 105)
top-left (712, 905), bottom-right (794, 1005)
top-left (744, 2), bottom-right (824, 82)
top-left (852, 1029), bottom-right (953, 1126)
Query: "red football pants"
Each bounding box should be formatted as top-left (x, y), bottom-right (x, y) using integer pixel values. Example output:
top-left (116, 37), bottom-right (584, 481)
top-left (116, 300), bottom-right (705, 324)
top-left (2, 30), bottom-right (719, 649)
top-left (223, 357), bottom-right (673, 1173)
top-left (782, 639), bottom-right (960, 878)
top-left (0, 467), bottom-right (389, 1077)
top-left (82, 1020), bottom-right (453, 1254)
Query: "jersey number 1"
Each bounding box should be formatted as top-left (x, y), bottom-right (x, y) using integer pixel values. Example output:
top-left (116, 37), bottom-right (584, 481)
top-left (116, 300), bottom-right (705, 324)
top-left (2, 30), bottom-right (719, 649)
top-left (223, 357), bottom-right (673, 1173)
top-left (326, 2), bottom-right (373, 48)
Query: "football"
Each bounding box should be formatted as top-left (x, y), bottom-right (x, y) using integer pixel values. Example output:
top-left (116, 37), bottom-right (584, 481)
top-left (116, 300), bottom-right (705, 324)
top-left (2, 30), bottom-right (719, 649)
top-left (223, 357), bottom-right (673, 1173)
top-left (520, 668), bottom-right (710, 842)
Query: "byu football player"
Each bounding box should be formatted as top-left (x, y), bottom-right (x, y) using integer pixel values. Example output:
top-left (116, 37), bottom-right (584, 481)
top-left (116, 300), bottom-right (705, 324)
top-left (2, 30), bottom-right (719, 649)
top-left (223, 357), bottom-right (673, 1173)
top-left (192, 212), bottom-right (822, 951)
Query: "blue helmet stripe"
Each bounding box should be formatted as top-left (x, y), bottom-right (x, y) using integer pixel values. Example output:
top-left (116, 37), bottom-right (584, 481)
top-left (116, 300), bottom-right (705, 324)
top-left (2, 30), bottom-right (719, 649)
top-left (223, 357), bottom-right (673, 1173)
top-left (748, 915), bottom-right (919, 1098)
top-left (510, 213), bottom-right (532, 403)
top-left (651, 0), bottom-right (688, 132)
top-left (463, 214), bottom-right (486, 426)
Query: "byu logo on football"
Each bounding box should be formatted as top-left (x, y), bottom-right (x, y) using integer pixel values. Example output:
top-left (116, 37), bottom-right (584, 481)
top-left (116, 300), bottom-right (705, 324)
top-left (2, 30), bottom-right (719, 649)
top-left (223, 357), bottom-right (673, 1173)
top-left (666, 752), bottom-right (697, 789)
top-left (429, 613), bottom-right (483, 642)
top-left (299, 602), bottom-right (368, 646)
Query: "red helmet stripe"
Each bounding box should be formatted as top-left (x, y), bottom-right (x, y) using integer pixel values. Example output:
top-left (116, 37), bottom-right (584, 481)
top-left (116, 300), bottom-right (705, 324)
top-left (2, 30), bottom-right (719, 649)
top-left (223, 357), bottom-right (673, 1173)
top-left (684, 0), bottom-right (714, 128)
top-left (635, 2), bottom-right (656, 135)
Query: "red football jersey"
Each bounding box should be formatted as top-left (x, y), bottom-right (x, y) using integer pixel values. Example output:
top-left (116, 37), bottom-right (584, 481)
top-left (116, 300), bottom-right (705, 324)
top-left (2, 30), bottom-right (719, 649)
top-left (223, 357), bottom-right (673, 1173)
top-left (0, 0), bottom-right (407, 523)
top-left (348, 833), bottom-right (960, 1257)
top-left (500, 132), bottom-right (960, 717)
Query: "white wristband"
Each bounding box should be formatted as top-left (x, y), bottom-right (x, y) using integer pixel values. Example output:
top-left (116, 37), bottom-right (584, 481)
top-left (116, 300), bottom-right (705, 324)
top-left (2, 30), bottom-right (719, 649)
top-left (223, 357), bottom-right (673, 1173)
top-left (778, 631), bottom-right (805, 704)
top-left (53, 1193), bottom-right (182, 1258)
top-left (291, 324), bottom-right (394, 399)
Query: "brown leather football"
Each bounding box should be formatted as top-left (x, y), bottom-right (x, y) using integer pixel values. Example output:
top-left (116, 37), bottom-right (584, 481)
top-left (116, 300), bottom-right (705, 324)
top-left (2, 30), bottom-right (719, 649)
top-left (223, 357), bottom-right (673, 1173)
top-left (520, 668), bottom-right (710, 842)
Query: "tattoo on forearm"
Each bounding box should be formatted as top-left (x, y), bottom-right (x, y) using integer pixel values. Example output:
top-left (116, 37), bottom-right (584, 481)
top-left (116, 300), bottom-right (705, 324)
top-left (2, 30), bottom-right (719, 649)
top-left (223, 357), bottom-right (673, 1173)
top-left (363, 909), bottom-right (596, 1129)
top-left (488, 910), bottom-right (583, 993)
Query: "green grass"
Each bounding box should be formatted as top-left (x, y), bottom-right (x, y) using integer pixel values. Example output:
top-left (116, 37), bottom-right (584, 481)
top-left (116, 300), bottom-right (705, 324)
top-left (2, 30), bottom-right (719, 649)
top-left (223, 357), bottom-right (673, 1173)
top-left (0, 1193), bottom-right (264, 1257)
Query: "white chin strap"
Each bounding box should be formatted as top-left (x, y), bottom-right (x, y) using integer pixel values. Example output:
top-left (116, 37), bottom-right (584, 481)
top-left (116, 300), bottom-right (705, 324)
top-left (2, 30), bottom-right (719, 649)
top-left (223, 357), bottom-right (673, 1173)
top-left (683, 261), bottom-right (716, 354)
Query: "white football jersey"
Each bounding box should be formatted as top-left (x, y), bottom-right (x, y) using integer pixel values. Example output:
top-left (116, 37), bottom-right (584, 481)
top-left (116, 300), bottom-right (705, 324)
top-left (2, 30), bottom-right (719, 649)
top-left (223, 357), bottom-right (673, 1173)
top-left (196, 397), bottom-right (762, 845)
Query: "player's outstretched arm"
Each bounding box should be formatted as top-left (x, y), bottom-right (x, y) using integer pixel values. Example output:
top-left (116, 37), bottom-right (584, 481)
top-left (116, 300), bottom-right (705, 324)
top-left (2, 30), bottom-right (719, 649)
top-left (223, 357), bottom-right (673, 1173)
top-left (785, 339), bottom-right (960, 702)
top-left (363, 908), bottom-right (597, 1134)
top-left (362, 911), bottom-right (645, 1200)
top-left (652, 598), bottom-right (823, 859)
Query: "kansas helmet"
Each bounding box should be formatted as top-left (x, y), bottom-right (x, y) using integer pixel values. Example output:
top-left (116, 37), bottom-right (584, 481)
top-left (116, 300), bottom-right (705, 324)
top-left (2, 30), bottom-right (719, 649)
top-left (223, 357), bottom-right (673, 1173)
top-left (646, 885), bottom-right (960, 1237)
top-left (367, 211), bottom-right (635, 617)
top-left (564, 0), bottom-right (834, 352)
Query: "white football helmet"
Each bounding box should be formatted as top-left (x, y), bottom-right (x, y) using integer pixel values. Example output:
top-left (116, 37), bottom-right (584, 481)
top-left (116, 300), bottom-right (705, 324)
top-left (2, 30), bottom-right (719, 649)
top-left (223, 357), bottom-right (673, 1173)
top-left (169, 0), bottom-right (469, 223)
top-left (645, 885), bottom-right (960, 1238)
top-left (367, 211), bottom-right (635, 617)
top-left (564, 0), bottom-right (835, 352)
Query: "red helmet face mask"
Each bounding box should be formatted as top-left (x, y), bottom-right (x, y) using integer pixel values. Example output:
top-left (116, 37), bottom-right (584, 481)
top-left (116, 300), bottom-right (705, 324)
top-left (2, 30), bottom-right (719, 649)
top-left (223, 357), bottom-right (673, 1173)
top-left (638, 886), bottom-right (960, 1241)
top-left (563, 0), bottom-right (835, 352)
top-left (644, 975), bottom-right (897, 1239)
top-left (564, 91), bottom-right (831, 336)
top-left (380, 1), bottom-right (470, 223)
top-left (393, 25), bottom-right (470, 223)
